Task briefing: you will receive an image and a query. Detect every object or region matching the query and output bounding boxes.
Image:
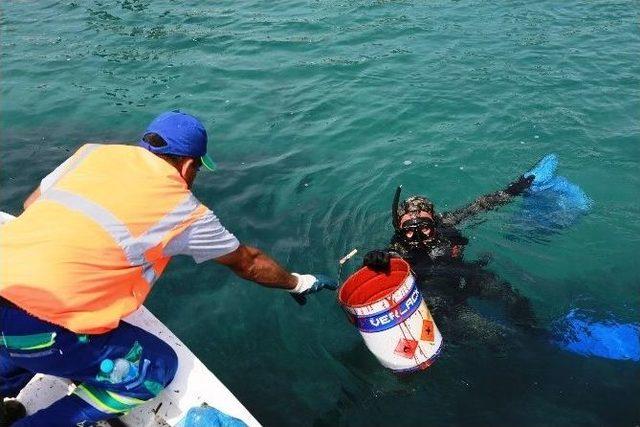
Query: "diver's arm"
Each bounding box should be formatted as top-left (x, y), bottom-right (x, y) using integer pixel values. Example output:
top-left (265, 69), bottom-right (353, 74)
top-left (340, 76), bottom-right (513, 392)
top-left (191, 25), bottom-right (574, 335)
top-left (439, 190), bottom-right (513, 226)
top-left (440, 175), bottom-right (534, 227)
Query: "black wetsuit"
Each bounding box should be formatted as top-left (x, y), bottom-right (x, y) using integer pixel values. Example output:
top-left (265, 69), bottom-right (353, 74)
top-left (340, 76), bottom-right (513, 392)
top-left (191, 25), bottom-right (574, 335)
top-left (374, 185), bottom-right (538, 341)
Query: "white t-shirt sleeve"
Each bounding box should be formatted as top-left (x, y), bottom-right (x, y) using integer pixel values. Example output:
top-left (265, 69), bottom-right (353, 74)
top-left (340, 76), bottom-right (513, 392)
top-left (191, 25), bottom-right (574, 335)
top-left (164, 210), bottom-right (240, 263)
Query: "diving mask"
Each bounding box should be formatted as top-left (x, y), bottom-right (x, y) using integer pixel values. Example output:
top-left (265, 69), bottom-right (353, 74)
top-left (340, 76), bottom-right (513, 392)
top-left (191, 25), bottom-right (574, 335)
top-left (400, 217), bottom-right (436, 247)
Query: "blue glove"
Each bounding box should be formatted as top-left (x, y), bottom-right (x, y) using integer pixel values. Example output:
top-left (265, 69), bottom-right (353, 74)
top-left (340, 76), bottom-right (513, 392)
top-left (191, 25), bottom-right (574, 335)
top-left (291, 273), bottom-right (339, 295)
top-left (289, 273), bottom-right (338, 305)
top-left (308, 274), bottom-right (339, 294)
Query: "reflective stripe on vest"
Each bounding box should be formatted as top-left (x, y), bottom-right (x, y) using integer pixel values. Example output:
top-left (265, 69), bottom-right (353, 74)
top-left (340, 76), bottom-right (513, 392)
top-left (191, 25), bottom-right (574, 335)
top-left (42, 143), bottom-right (102, 191)
top-left (40, 188), bottom-right (200, 287)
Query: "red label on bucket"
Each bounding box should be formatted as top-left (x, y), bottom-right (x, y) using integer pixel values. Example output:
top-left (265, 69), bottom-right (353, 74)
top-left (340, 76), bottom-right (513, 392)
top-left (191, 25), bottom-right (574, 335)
top-left (394, 338), bottom-right (418, 359)
top-left (421, 320), bottom-right (435, 342)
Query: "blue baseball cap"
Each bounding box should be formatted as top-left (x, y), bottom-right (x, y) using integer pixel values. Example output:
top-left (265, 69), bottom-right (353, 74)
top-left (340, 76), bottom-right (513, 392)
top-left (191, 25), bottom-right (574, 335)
top-left (139, 110), bottom-right (215, 171)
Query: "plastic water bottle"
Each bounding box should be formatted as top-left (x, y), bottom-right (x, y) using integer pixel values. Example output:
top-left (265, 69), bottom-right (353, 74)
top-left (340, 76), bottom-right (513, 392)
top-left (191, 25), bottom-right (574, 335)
top-left (100, 358), bottom-right (138, 383)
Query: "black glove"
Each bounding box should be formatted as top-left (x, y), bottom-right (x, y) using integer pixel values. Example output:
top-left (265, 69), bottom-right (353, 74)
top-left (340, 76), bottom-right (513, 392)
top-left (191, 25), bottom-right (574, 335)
top-left (363, 250), bottom-right (391, 272)
top-left (504, 175), bottom-right (534, 196)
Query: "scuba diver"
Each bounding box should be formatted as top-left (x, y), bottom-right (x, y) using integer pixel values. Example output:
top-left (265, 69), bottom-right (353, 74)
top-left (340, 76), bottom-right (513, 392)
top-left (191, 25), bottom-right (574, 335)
top-left (360, 157), bottom-right (640, 364)
top-left (363, 171), bottom-right (539, 341)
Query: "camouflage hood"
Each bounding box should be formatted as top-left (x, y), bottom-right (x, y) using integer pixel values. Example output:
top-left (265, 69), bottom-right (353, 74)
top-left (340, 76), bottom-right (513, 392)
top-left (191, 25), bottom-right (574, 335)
top-left (391, 186), bottom-right (435, 231)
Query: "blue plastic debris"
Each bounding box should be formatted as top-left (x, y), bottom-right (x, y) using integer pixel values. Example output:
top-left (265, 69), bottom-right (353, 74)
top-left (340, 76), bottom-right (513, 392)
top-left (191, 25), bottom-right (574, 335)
top-left (177, 405), bottom-right (248, 427)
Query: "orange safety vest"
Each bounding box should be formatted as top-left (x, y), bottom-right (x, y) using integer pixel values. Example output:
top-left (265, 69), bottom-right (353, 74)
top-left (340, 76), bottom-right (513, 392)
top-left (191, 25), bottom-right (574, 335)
top-left (0, 144), bottom-right (209, 334)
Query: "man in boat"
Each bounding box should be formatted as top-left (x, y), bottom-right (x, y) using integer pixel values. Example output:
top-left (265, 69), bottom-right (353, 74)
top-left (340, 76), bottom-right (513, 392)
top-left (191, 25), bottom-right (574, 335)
top-left (362, 173), bottom-right (539, 340)
top-left (0, 111), bottom-right (337, 426)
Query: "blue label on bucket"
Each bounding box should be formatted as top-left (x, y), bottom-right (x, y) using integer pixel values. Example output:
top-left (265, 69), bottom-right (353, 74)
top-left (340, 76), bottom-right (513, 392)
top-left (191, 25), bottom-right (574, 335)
top-left (355, 286), bottom-right (423, 333)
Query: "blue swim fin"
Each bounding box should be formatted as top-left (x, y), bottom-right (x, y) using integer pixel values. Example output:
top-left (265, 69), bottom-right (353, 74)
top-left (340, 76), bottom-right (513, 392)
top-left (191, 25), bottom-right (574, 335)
top-left (551, 309), bottom-right (640, 362)
top-left (510, 154), bottom-right (591, 235)
top-left (524, 153), bottom-right (558, 190)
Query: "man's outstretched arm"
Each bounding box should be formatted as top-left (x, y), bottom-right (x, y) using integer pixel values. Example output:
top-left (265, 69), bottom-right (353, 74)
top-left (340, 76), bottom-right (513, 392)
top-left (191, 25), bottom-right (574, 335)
top-left (440, 175), bottom-right (534, 227)
top-left (215, 244), bottom-right (297, 290)
top-left (215, 244), bottom-right (337, 295)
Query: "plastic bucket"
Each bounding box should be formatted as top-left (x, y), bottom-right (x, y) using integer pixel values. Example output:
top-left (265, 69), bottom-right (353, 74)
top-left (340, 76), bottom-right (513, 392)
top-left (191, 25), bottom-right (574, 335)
top-left (338, 258), bottom-right (442, 372)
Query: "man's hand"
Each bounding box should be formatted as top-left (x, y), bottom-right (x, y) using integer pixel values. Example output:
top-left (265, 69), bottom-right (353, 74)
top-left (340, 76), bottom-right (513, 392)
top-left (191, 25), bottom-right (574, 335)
top-left (363, 250), bottom-right (391, 272)
top-left (504, 175), bottom-right (534, 196)
top-left (290, 274), bottom-right (338, 295)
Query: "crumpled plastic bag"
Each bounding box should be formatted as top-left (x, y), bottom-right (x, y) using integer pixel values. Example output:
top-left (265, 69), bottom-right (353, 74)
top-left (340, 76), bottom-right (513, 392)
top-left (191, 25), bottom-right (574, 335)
top-left (177, 405), bottom-right (248, 427)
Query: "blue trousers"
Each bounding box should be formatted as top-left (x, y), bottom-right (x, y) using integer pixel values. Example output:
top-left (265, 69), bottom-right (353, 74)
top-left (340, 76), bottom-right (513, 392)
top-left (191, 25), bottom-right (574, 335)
top-left (0, 305), bottom-right (178, 426)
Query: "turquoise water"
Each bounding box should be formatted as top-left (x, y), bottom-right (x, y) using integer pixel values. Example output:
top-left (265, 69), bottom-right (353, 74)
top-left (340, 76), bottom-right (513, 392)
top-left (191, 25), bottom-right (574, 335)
top-left (1, 0), bottom-right (639, 425)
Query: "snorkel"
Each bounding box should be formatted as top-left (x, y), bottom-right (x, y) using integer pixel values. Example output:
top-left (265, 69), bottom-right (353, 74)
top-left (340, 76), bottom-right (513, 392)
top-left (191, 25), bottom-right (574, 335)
top-left (392, 185), bottom-right (402, 232)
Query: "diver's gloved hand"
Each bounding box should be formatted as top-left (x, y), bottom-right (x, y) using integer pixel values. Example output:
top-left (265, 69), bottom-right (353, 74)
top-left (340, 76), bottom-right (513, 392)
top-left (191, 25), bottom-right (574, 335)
top-left (505, 175), bottom-right (535, 196)
top-left (289, 273), bottom-right (338, 295)
top-left (363, 250), bottom-right (391, 272)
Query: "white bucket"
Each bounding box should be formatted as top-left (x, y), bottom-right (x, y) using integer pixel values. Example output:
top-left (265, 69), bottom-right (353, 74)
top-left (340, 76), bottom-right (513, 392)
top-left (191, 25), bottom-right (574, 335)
top-left (338, 258), bottom-right (443, 372)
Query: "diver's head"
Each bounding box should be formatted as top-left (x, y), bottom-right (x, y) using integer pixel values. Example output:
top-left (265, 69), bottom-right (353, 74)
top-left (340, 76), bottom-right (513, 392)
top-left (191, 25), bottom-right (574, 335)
top-left (395, 196), bottom-right (436, 249)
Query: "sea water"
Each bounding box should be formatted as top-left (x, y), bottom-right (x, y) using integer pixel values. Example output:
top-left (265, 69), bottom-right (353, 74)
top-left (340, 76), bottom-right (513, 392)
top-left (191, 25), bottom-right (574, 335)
top-left (1, 1), bottom-right (638, 425)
